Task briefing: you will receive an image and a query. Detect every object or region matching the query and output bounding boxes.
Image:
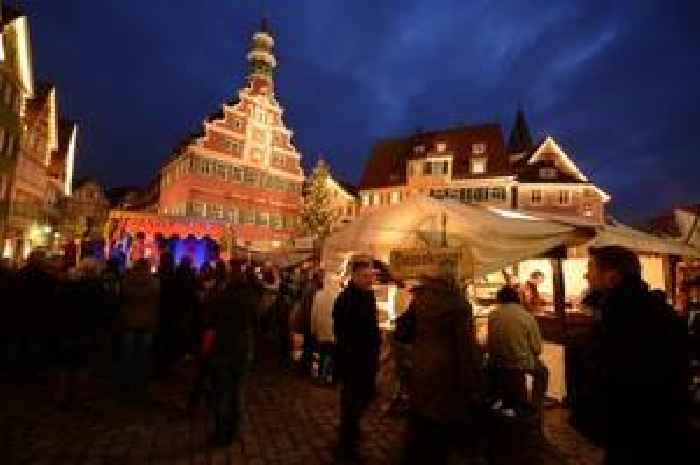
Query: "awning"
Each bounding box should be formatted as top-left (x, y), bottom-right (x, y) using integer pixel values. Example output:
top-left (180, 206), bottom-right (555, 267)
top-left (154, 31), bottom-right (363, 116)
top-left (322, 197), bottom-right (700, 280)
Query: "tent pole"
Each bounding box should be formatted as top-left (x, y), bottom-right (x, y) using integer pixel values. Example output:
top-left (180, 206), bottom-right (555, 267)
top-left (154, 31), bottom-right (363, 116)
top-left (549, 246), bottom-right (567, 342)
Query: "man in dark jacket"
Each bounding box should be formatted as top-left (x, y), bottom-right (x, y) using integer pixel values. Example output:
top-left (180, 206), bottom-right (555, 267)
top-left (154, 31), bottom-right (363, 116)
top-left (332, 261), bottom-right (381, 460)
top-left (207, 265), bottom-right (258, 447)
top-left (586, 246), bottom-right (689, 465)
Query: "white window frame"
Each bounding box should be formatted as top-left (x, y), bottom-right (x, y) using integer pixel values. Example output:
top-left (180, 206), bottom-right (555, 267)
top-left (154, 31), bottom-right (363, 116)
top-left (559, 190), bottom-right (571, 206)
top-left (472, 143), bottom-right (486, 155)
top-left (436, 142), bottom-right (447, 152)
top-left (531, 190), bottom-right (543, 205)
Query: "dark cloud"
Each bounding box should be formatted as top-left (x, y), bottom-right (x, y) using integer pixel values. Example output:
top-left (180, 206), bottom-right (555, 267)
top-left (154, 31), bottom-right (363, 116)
top-left (25, 0), bottom-right (700, 221)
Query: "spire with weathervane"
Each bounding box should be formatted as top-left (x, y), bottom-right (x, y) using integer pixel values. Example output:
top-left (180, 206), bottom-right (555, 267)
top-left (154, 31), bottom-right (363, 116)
top-left (507, 105), bottom-right (534, 154)
top-left (246, 17), bottom-right (277, 95)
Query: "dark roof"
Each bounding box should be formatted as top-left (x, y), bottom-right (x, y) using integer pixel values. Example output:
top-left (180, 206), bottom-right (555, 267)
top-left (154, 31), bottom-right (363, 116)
top-left (105, 186), bottom-right (145, 207)
top-left (335, 177), bottom-right (359, 197)
top-left (516, 158), bottom-right (587, 183)
top-left (359, 124), bottom-right (508, 189)
top-left (507, 107), bottom-right (534, 154)
top-left (73, 177), bottom-right (102, 191)
top-left (645, 204), bottom-right (700, 238)
top-left (1, 4), bottom-right (23, 27)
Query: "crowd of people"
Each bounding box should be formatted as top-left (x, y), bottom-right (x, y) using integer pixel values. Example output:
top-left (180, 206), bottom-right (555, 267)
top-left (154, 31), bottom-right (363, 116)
top-left (0, 248), bottom-right (324, 447)
top-left (0, 245), bottom-right (694, 465)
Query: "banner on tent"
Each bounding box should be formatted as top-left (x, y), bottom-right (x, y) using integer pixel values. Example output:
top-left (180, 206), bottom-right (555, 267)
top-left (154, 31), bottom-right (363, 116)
top-left (389, 247), bottom-right (465, 280)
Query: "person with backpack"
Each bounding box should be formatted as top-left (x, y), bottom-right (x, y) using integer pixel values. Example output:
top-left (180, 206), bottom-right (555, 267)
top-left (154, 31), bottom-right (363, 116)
top-left (585, 246), bottom-right (689, 464)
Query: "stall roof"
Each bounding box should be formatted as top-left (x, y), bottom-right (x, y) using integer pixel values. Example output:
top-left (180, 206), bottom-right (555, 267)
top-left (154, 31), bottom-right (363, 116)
top-left (322, 197), bottom-right (700, 279)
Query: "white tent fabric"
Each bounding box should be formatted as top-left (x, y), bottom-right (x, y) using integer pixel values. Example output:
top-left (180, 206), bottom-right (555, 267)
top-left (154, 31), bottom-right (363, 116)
top-left (322, 197), bottom-right (700, 279)
top-left (322, 197), bottom-right (585, 278)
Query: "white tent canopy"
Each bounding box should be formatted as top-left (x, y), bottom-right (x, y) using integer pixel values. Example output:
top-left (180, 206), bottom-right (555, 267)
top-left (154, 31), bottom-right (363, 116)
top-left (322, 196), bottom-right (700, 279)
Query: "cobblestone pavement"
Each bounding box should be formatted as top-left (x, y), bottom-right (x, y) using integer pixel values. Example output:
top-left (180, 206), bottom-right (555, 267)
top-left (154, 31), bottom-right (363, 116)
top-left (0, 359), bottom-right (602, 465)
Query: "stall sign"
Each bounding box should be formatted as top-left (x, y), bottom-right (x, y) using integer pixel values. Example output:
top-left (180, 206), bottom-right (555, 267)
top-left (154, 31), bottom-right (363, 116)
top-left (390, 247), bottom-right (463, 280)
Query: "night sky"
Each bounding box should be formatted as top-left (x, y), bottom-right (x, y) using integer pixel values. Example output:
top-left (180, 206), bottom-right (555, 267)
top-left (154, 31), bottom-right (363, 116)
top-left (25, 0), bottom-right (700, 222)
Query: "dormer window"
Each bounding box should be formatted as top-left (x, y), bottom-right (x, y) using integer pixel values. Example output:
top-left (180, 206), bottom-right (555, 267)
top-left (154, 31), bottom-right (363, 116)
top-left (540, 167), bottom-right (557, 179)
top-left (436, 142), bottom-right (447, 152)
top-left (472, 143), bottom-right (486, 155)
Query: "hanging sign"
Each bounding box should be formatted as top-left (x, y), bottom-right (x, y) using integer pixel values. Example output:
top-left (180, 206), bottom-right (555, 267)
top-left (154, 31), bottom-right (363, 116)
top-left (389, 247), bottom-right (464, 280)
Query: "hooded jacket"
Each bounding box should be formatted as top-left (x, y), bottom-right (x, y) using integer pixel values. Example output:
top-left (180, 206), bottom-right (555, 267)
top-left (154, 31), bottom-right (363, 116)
top-left (408, 281), bottom-right (484, 423)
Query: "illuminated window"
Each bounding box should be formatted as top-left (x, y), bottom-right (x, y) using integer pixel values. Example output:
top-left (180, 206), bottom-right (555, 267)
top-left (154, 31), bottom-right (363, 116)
top-left (436, 142), bottom-right (447, 152)
top-left (583, 204), bottom-right (594, 217)
top-left (216, 163), bottom-right (226, 180)
top-left (472, 143), bottom-right (486, 154)
top-left (390, 191), bottom-right (402, 204)
top-left (540, 167), bottom-right (557, 179)
top-left (361, 193), bottom-right (370, 206)
top-left (255, 211), bottom-right (269, 226)
top-left (270, 214), bottom-right (282, 229)
top-left (490, 188), bottom-right (506, 201)
top-left (471, 158), bottom-right (487, 174)
top-left (240, 210), bottom-right (254, 224)
top-left (531, 190), bottom-right (543, 204)
top-left (414, 145), bottom-right (425, 153)
top-left (559, 190), bottom-right (571, 205)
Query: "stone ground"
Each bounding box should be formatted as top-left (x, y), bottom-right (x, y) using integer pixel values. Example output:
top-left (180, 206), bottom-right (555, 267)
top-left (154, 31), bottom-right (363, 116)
top-left (0, 355), bottom-right (603, 465)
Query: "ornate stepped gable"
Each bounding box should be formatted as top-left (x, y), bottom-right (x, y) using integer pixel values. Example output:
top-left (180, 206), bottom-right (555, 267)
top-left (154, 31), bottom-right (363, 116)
top-left (153, 18), bottom-right (304, 247)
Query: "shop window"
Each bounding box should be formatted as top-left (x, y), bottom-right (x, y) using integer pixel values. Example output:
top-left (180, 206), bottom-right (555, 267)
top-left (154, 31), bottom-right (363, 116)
top-left (490, 188), bottom-right (506, 201)
top-left (531, 190), bottom-right (543, 205)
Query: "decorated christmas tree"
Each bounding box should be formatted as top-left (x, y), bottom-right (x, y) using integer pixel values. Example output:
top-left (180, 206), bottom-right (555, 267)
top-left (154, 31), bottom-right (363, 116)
top-left (300, 159), bottom-right (338, 242)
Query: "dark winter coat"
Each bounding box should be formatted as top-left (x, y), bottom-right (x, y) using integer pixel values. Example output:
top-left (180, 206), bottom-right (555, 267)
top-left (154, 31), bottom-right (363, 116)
top-left (598, 278), bottom-right (688, 456)
top-left (332, 281), bottom-right (381, 382)
top-left (210, 282), bottom-right (259, 367)
top-left (408, 282), bottom-right (484, 423)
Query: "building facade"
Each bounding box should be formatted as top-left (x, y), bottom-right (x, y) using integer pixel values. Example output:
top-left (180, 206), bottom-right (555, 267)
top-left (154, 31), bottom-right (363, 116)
top-left (358, 110), bottom-right (609, 223)
top-left (151, 19), bottom-right (303, 251)
top-left (62, 178), bottom-right (110, 241)
top-left (0, 5), bottom-right (78, 261)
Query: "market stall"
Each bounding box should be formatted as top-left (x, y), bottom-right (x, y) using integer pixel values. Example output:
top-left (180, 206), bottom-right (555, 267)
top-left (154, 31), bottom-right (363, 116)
top-left (322, 196), bottom-right (700, 402)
